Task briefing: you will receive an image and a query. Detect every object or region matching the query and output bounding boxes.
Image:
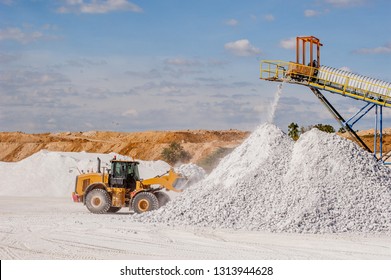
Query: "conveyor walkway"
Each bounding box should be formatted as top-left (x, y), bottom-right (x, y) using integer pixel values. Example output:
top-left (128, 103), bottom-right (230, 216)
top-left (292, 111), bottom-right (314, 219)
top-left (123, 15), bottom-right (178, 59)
top-left (260, 60), bottom-right (391, 107)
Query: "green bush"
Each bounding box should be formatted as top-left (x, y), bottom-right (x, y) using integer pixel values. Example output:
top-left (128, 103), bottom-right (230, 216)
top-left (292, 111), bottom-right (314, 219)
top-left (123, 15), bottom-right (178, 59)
top-left (161, 142), bottom-right (191, 165)
top-left (313, 123), bottom-right (335, 133)
top-left (288, 122), bottom-right (299, 141)
top-left (338, 127), bottom-right (347, 133)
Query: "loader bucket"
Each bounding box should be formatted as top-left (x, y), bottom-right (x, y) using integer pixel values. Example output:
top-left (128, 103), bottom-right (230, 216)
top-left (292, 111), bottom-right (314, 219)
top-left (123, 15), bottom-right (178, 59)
top-left (172, 177), bottom-right (190, 191)
top-left (140, 168), bottom-right (187, 192)
top-left (162, 168), bottom-right (187, 192)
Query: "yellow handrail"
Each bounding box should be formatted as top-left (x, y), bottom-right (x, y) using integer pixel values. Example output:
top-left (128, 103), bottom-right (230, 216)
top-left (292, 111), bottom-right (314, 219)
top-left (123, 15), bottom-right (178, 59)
top-left (260, 60), bottom-right (391, 107)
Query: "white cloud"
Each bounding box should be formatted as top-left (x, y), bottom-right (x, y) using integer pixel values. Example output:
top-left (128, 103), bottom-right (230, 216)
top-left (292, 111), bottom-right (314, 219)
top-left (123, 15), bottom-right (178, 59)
top-left (42, 24), bottom-right (58, 31)
top-left (0, 0), bottom-right (14, 5)
top-left (0, 53), bottom-right (19, 63)
top-left (304, 9), bottom-right (320, 17)
top-left (224, 39), bottom-right (261, 56)
top-left (324, 0), bottom-right (366, 7)
top-left (0, 25), bottom-right (60, 44)
top-left (279, 37), bottom-right (296, 50)
top-left (164, 57), bottom-right (201, 67)
top-left (339, 66), bottom-right (352, 72)
top-left (263, 14), bottom-right (275, 21)
top-left (354, 43), bottom-right (391, 54)
top-left (224, 19), bottom-right (239, 26)
top-left (0, 27), bottom-right (44, 44)
top-left (122, 108), bottom-right (138, 117)
top-left (207, 58), bottom-right (228, 67)
top-left (57, 0), bottom-right (143, 14)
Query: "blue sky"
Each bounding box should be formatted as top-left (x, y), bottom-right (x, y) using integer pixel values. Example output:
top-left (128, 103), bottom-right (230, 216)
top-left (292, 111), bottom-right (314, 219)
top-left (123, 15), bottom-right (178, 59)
top-left (1, 0), bottom-right (391, 133)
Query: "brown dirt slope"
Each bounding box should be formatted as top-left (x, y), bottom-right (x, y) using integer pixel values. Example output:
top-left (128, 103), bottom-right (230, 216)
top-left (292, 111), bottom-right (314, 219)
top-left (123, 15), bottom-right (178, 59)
top-left (340, 129), bottom-right (391, 158)
top-left (0, 130), bottom-right (249, 164)
top-left (2, 128), bottom-right (390, 167)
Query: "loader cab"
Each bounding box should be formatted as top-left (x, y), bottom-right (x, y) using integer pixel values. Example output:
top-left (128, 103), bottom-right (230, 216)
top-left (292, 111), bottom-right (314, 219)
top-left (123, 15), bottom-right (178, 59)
top-left (109, 160), bottom-right (140, 191)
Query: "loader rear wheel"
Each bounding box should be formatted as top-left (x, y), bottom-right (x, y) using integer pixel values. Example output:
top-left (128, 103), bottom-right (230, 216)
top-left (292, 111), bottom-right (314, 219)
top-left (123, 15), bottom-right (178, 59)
top-left (155, 191), bottom-right (170, 207)
top-left (85, 189), bottom-right (111, 214)
top-left (132, 192), bottom-right (159, 214)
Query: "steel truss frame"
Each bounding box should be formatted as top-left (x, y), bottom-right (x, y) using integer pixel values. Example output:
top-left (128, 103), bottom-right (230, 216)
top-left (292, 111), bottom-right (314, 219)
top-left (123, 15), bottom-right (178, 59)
top-left (310, 87), bottom-right (390, 164)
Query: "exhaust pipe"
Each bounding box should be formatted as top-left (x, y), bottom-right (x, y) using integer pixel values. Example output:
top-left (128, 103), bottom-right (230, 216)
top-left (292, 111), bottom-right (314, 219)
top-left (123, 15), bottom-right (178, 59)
top-left (97, 157), bottom-right (101, 173)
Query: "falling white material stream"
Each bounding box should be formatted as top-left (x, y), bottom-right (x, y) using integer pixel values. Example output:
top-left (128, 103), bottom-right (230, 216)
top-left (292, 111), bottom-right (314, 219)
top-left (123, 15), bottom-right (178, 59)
top-left (267, 81), bottom-right (285, 123)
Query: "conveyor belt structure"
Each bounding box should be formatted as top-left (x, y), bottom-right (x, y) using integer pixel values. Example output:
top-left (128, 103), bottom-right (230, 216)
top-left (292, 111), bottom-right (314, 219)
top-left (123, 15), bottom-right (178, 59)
top-left (259, 36), bottom-right (391, 163)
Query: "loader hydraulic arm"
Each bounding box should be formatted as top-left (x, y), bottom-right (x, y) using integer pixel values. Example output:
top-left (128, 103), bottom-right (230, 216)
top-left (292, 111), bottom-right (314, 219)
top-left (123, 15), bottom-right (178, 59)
top-left (141, 168), bottom-right (184, 192)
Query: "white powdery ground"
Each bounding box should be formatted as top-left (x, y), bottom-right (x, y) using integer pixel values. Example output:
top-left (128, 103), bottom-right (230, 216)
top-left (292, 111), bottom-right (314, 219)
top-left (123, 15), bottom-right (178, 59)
top-left (137, 123), bottom-right (391, 234)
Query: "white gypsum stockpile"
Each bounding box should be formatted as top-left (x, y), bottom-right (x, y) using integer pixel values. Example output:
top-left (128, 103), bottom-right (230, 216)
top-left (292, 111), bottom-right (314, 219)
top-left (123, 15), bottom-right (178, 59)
top-left (136, 123), bottom-right (391, 234)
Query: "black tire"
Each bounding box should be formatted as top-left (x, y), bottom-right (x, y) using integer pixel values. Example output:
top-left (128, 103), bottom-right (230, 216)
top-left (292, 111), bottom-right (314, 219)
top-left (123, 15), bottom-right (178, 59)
top-left (131, 192), bottom-right (159, 214)
top-left (85, 189), bottom-right (111, 214)
top-left (155, 191), bottom-right (170, 207)
top-left (107, 207), bottom-right (121, 213)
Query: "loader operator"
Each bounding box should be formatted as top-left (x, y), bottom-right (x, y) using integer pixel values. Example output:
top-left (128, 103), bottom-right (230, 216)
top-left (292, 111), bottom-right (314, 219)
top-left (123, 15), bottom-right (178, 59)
top-left (126, 166), bottom-right (137, 191)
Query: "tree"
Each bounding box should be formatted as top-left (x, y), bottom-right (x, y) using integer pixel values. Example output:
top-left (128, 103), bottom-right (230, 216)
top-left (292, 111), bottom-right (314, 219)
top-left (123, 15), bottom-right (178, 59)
top-left (313, 123), bottom-right (335, 133)
top-left (161, 142), bottom-right (191, 165)
top-left (288, 122), bottom-right (300, 141)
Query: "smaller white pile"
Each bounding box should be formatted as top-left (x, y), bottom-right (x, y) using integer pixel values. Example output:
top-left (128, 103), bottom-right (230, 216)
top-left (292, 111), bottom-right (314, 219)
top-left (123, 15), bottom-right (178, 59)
top-left (278, 129), bottom-right (391, 234)
top-left (0, 150), bottom-right (172, 197)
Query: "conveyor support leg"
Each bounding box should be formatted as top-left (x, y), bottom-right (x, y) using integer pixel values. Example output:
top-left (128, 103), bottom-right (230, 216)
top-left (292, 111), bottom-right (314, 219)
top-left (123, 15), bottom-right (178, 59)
top-left (309, 87), bottom-right (372, 154)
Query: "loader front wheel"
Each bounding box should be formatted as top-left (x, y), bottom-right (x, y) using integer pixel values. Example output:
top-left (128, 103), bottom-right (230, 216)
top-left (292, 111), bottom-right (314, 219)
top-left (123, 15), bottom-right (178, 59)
top-left (85, 189), bottom-right (111, 214)
top-left (132, 192), bottom-right (159, 214)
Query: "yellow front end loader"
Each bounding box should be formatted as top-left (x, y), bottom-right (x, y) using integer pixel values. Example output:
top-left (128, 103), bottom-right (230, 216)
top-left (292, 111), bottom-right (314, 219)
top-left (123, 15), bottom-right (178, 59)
top-left (72, 157), bottom-right (186, 214)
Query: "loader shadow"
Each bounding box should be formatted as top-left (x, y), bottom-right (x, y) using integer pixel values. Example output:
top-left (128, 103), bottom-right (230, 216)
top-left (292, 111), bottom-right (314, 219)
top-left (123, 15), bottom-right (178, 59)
top-left (108, 212), bottom-right (135, 216)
